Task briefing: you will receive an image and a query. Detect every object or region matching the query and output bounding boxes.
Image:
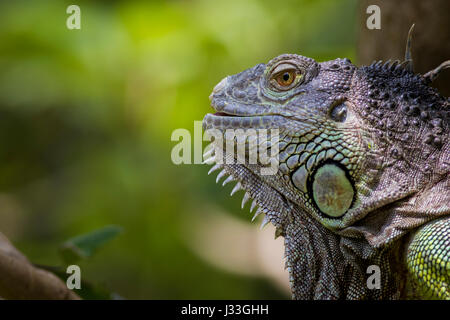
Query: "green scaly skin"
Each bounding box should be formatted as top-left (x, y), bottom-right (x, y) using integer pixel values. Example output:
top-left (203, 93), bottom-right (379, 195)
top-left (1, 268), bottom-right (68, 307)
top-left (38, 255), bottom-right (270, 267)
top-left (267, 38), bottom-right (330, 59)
top-left (202, 32), bottom-right (449, 299)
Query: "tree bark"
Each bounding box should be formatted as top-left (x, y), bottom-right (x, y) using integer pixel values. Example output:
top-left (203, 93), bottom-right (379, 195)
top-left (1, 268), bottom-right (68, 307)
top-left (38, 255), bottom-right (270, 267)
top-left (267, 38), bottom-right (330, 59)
top-left (0, 232), bottom-right (80, 300)
top-left (357, 0), bottom-right (450, 96)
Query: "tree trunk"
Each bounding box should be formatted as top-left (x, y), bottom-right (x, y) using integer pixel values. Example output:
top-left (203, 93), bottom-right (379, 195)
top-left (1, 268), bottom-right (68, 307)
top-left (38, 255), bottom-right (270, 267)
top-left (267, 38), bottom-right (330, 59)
top-left (357, 0), bottom-right (450, 96)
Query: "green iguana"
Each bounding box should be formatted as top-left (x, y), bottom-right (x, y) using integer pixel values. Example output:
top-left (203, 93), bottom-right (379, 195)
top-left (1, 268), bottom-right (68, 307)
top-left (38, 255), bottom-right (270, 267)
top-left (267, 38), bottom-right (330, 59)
top-left (202, 27), bottom-right (449, 299)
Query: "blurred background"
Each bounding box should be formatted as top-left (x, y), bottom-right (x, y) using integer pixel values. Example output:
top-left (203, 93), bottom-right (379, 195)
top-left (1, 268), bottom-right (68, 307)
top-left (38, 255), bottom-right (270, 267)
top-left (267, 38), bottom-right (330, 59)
top-left (0, 0), bottom-right (368, 299)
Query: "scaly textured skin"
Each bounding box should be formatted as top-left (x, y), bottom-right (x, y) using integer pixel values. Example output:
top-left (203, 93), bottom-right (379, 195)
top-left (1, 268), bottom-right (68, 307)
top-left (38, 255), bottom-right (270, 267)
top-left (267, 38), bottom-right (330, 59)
top-left (202, 39), bottom-right (449, 299)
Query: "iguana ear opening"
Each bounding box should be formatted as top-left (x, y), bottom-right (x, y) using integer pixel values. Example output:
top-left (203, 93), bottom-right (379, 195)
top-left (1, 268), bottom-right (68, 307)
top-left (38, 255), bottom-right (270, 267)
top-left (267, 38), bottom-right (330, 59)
top-left (328, 101), bottom-right (348, 123)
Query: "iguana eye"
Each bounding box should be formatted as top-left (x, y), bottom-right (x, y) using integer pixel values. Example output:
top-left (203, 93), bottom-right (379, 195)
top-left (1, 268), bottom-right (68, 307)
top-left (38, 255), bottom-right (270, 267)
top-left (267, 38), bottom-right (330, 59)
top-left (275, 70), bottom-right (296, 87)
top-left (269, 63), bottom-right (303, 91)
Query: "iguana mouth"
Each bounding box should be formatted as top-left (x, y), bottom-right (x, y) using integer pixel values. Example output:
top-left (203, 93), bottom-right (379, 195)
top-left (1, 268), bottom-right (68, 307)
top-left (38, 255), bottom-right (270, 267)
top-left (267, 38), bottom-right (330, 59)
top-left (213, 112), bottom-right (240, 117)
top-left (203, 112), bottom-right (284, 130)
top-left (210, 110), bottom-right (276, 118)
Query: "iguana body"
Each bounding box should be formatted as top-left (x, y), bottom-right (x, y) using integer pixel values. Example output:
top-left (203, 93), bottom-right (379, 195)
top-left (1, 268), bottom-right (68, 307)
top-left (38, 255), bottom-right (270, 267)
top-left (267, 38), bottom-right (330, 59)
top-left (202, 30), bottom-right (449, 299)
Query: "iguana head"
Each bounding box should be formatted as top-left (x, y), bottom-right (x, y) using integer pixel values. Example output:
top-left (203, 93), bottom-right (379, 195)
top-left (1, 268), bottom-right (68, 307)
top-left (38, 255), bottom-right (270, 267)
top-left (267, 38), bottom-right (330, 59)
top-left (204, 48), bottom-right (447, 234)
top-left (204, 54), bottom-right (363, 229)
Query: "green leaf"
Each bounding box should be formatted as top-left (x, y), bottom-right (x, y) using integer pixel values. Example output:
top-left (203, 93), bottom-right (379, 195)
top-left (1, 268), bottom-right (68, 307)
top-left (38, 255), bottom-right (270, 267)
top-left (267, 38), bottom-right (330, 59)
top-left (59, 225), bottom-right (123, 264)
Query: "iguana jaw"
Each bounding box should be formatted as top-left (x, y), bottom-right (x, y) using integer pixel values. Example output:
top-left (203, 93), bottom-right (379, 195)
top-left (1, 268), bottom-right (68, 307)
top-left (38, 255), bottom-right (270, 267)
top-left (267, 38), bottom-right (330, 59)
top-left (203, 149), bottom-right (290, 233)
top-left (203, 95), bottom-right (294, 232)
top-left (203, 112), bottom-right (285, 130)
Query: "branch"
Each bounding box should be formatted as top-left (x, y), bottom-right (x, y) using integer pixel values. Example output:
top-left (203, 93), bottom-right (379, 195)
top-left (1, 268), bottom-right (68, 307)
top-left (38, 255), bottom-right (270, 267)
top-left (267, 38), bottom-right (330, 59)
top-left (0, 232), bottom-right (80, 300)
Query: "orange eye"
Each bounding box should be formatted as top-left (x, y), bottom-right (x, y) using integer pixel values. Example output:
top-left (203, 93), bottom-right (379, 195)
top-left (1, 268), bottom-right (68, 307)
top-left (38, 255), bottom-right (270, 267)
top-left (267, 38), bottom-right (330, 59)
top-left (274, 70), bottom-right (296, 87)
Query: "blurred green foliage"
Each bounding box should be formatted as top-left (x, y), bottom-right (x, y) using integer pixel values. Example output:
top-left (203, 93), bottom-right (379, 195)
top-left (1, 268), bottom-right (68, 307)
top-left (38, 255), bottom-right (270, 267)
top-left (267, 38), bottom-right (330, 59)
top-left (59, 225), bottom-right (123, 265)
top-left (0, 0), bottom-right (356, 299)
